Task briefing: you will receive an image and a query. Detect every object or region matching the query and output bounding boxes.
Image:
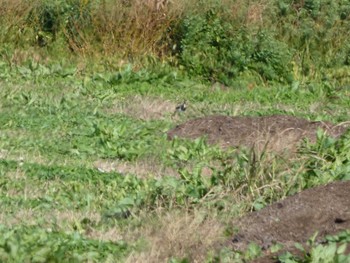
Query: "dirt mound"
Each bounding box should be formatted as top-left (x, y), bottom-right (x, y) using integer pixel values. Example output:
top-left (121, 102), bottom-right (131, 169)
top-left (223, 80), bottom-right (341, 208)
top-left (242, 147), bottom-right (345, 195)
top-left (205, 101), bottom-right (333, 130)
top-left (228, 180), bottom-right (350, 261)
top-left (167, 115), bottom-right (348, 153)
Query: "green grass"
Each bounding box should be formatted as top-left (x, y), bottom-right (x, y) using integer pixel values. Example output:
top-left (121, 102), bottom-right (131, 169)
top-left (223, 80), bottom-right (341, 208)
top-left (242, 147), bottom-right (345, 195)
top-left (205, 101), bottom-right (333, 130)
top-left (0, 58), bottom-right (350, 262)
top-left (1, 1), bottom-right (350, 260)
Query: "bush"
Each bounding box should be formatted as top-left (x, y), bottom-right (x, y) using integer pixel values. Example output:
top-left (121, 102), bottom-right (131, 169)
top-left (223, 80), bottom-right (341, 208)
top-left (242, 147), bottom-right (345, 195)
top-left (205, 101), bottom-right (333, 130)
top-left (28, 0), bottom-right (92, 49)
top-left (178, 8), bottom-right (293, 85)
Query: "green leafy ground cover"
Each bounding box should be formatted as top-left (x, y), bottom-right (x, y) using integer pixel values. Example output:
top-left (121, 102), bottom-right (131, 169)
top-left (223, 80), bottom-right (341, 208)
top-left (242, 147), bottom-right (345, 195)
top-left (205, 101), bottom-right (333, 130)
top-left (1, 0), bottom-right (350, 261)
top-left (0, 61), bottom-right (350, 262)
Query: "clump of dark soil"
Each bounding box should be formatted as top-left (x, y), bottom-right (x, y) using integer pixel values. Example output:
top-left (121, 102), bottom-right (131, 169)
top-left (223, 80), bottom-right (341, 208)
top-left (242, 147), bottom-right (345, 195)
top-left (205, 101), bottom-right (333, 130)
top-left (228, 180), bottom-right (350, 261)
top-left (167, 115), bottom-right (348, 153)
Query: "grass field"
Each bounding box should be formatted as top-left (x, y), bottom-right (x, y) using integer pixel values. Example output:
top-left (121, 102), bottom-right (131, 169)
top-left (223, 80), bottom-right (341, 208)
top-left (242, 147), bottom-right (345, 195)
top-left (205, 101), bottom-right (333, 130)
top-left (1, 60), bottom-right (350, 262)
top-left (1, 0), bottom-right (350, 262)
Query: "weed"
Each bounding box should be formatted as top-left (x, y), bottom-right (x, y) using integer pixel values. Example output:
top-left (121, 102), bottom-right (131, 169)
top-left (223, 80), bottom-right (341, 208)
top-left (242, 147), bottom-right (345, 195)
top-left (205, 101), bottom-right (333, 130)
top-left (0, 224), bottom-right (130, 262)
top-left (279, 231), bottom-right (350, 263)
top-left (298, 128), bottom-right (350, 188)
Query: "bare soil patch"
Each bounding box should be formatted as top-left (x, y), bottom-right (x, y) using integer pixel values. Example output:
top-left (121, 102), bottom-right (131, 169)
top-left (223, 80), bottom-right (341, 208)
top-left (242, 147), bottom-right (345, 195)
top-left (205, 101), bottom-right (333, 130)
top-left (227, 180), bottom-right (350, 261)
top-left (167, 115), bottom-right (349, 153)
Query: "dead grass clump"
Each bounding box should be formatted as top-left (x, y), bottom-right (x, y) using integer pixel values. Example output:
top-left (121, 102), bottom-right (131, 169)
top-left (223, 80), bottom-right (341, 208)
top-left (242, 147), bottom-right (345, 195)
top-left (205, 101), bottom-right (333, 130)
top-left (90, 0), bottom-right (187, 57)
top-left (125, 211), bottom-right (225, 262)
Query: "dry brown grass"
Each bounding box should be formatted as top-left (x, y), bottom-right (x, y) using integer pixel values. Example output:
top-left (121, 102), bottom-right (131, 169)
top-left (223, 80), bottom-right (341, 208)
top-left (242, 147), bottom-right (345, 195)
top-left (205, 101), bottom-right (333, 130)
top-left (0, 148), bottom-right (90, 171)
top-left (217, 0), bottom-right (272, 29)
top-left (0, 0), bottom-right (32, 23)
top-left (1, 146), bottom-right (180, 179)
top-left (0, 149), bottom-right (8, 159)
top-left (93, 158), bottom-right (178, 179)
top-left (107, 95), bottom-right (177, 120)
top-left (0, 0), bottom-right (35, 52)
top-left (107, 95), bottom-right (274, 123)
top-left (89, 0), bottom-right (188, 57)
top-left (0, 209), bottom-right (100, 227)
top-left (125, 211), bottom-right (225, 262)
top-left (4, 169), bottom-right (27, 181)
top-left (3, 176), bottom-right (62, 200)
top-left (244, 0), bottom-right (269, 26)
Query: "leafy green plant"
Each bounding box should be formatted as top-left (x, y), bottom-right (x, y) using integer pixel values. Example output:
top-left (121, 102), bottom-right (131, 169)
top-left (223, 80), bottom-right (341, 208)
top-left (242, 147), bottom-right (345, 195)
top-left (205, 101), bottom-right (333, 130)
top-left (0, 225), bottom-right (130, 262)
top-left (279, 231), bottom-right (350, 263)
top-left (178, 8), bottom-right (293, 84)
top-left (87, 118), bottom-right (162, 161)
top-left (167, 137), bottom-right (219, 166)
top-left (298, 128), bottom-right (350, 188)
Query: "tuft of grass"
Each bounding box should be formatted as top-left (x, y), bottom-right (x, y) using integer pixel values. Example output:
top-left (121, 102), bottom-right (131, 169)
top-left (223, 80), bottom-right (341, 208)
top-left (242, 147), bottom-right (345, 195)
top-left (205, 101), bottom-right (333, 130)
top-left (124, 210), bottom-right (225, 262)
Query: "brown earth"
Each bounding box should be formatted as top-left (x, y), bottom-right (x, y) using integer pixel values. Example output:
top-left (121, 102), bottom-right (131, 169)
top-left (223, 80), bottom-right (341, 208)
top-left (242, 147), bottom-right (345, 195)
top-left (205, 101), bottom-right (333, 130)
top-left (167, 115), bottom-right (349, 153)
top-left (227, 180), bottom-right (350, 262)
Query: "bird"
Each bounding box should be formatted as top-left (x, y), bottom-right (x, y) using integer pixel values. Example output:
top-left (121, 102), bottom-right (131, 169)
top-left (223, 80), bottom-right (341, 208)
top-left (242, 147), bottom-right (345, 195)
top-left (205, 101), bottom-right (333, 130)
top-left (175, 100), bottom-right (187, 113)
top-left (176, 100), bottom-right (187, 112)
top-left (172, 100), bottom-right (187, 117)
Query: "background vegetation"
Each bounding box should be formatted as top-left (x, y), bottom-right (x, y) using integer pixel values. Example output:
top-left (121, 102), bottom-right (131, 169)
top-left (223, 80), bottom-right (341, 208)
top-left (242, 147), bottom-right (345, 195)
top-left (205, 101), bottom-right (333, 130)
top-left (0, 0), bottom-right (350, 262)
top-left (1, 0), bottom-right (350, 85)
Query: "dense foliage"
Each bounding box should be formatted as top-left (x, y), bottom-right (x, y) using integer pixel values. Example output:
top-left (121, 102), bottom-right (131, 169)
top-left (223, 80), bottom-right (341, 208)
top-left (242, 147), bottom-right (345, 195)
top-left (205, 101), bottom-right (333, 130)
top-left (1, 0), bottom-right (350, 85)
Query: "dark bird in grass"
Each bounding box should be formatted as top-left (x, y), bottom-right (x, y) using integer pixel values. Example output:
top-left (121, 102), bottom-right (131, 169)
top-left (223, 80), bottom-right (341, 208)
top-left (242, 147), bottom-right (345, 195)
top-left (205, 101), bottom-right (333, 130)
top-left (176, 100), bottom-right (187, 112)
top-left (173, 100), bottom-right (187, 116)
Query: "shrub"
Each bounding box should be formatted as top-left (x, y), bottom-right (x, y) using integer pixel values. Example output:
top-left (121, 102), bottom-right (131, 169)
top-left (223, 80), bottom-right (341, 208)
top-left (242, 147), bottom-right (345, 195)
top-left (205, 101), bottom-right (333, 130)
top-left (178, 9), bottom-right (293, 84)
top-left (276, 0), bottom-right (350, 79)
top-left (27, 0), bottom-right (92, 49)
